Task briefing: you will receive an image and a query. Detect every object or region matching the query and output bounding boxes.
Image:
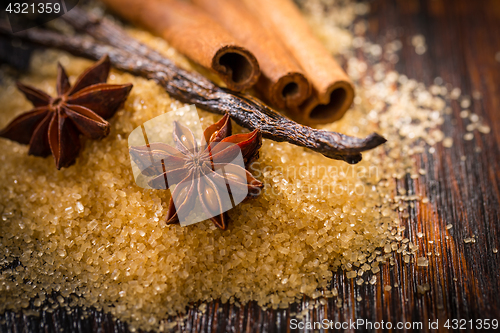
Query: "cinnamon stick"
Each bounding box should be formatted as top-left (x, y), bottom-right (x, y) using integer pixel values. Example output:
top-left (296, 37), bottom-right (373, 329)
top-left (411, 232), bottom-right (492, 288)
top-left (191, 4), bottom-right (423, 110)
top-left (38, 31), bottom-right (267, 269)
top-left (244, 0), bottom-right (355, 125)
top-left (101, 0), bottom-right (260, 92)
top-left (191, 0), bottom-right (311, 111)
top-left (0, 22), bottom-right (386, 164)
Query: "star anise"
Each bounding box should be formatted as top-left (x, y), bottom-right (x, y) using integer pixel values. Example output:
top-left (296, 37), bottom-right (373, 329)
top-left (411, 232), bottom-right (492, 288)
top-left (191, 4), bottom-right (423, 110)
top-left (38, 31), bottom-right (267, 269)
top-left (0, 55), bottom-right (133, 169)
top-left (129, 114), bottom-right (263, 230)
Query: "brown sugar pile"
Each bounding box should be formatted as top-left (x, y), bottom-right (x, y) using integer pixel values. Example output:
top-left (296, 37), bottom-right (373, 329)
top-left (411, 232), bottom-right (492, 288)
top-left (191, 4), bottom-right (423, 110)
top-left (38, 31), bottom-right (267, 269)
top-left (0, 0), bottom-right (491, 331)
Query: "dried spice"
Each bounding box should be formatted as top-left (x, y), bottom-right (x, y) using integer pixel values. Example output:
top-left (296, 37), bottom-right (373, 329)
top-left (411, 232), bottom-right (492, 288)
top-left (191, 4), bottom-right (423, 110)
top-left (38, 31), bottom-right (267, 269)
top-left (102, 0), bottom-right (261, 92)
top-left (0, 16), bottom-right (386, 163)
top-left (0, 55), bottom-right (132, 169)
top-left (130, 114), bottom-right (263, 229)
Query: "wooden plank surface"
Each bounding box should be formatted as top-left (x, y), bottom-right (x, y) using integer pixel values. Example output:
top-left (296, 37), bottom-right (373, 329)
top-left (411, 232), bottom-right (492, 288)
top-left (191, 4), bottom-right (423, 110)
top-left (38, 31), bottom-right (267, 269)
top-left (1, 0), bottom-right (500, 332)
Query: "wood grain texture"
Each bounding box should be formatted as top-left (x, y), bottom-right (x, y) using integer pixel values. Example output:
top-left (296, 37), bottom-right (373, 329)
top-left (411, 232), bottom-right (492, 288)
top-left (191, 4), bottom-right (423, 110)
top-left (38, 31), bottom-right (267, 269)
top-left (1, 0), bottom-right (499, 332)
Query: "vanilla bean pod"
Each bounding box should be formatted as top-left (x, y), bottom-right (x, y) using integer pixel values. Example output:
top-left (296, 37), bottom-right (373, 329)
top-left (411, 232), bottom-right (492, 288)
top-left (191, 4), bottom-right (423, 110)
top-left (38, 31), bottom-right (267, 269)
top-left (0, 24), bottom-right (385, 163)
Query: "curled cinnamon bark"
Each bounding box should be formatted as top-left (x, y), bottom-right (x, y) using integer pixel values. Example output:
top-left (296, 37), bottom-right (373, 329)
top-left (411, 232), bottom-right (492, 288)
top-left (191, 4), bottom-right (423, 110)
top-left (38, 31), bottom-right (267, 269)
top-left (0, 21), bottom-right (386, 164)
top-left (101, 0), bottom-right (260, 92)
top-left (244, 0), bottom-right (355, 125)
top-left (192, 0), bottom-right (311, 111)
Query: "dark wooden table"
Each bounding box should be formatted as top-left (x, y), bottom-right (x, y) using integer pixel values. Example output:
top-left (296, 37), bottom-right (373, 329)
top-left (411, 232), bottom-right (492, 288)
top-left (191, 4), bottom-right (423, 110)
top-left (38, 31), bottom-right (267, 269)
top-left (1, 0), bottom-right (500, 332)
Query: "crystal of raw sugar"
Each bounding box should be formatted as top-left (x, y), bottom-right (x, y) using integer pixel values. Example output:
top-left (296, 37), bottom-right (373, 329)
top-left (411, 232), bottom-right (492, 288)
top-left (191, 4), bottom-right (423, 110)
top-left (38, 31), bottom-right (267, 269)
top-left (346, 271), bottom-right (357, 279)
top-left (416, 257), bottom-right (429, 267)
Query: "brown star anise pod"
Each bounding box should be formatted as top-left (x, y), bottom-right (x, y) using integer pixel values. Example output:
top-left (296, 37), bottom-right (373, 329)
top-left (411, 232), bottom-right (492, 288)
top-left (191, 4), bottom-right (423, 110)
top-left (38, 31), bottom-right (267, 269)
top-left (0, 55), bottom-right (133, 169)
top-left (129, 114), bottom-right (263, 230)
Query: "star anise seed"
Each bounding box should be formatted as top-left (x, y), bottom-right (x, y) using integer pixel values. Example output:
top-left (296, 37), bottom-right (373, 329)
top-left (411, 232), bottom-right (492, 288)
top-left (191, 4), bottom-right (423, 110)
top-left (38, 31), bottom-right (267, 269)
top-left (130, 114), bottom-right (263, 230)
top-left (0, 55), bottom-right (133, 169)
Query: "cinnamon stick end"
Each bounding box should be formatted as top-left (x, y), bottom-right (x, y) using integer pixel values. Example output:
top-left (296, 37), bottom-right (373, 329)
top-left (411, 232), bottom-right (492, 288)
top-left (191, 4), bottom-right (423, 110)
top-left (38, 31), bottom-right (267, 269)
top-left (301, 80), bottom-right (355, 125)
top-left (272, 72), bottom-right (311, 109)
top-left (212, 45), bottom-right (260, 92)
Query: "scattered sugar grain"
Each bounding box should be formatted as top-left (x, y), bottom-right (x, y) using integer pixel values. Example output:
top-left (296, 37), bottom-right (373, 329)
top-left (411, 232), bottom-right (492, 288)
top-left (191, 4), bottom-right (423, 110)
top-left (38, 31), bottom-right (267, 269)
top-left (417, 283), bottom-right (430, 294)
top-left (464, 133), bottom-right (474, 141)
top-left (478, 125), bottom-right (490, 134)
top-left (460, 98), bottom-right (471, 109)
top-left (469, 113), bottom-right (479, 123)
top-left (450, 88), bottom-right (461, 99)
top-left (416, 257), bottom-right (429, 267)
top-left (460, 110), bottom-right (470, 118)
top-left (415, 45), bottom-right (427, 55)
